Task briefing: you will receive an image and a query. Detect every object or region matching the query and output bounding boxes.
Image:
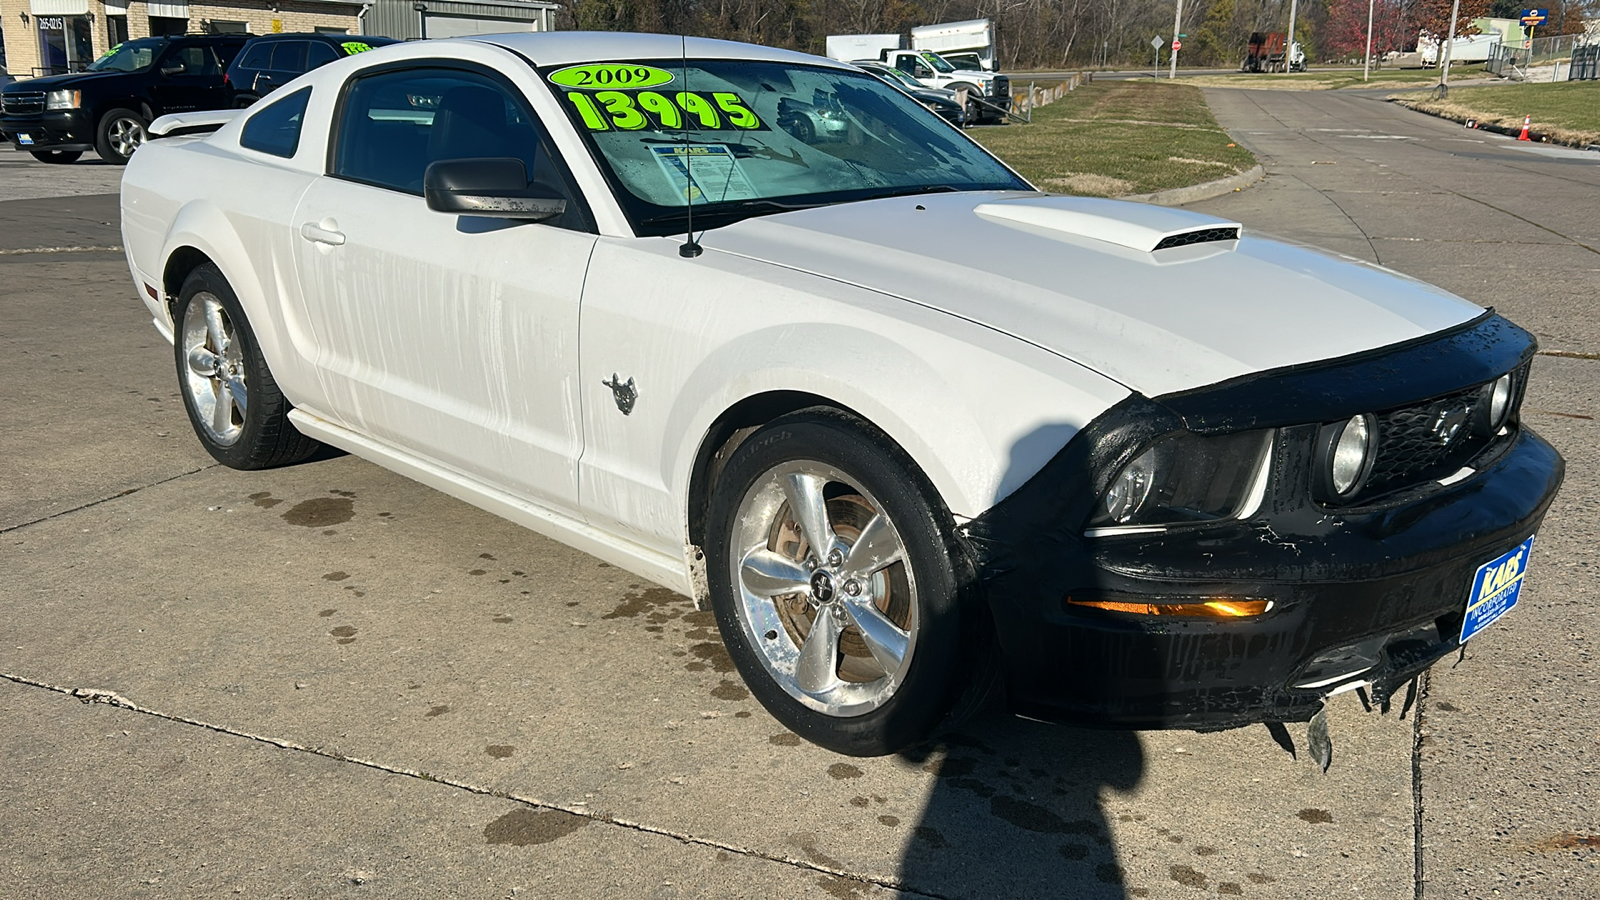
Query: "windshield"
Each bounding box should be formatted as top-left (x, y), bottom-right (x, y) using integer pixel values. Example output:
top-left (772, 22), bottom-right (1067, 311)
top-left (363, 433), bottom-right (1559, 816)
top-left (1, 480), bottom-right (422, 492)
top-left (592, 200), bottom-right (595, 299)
top-left (873, 65), bottom-right (923, 89)
top-left (89, 38), bottom-right (165, 73)
top-left (920, 52), bottom-right (956, 74)
top-left (541, 59), bottom-right (1025, 236)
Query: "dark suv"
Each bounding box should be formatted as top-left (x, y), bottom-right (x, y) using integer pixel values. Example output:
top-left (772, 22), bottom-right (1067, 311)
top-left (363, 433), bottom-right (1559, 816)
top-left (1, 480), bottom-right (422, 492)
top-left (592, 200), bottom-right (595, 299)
top-left (227, 34), bottom-right (395, 107)
top-left (0, 34), bottom-right (249, 164)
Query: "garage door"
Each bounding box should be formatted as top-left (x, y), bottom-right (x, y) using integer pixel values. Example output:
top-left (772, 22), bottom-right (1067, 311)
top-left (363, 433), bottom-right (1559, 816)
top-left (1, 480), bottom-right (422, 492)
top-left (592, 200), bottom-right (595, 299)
top-left (423, 15), bottom-right (538, 37)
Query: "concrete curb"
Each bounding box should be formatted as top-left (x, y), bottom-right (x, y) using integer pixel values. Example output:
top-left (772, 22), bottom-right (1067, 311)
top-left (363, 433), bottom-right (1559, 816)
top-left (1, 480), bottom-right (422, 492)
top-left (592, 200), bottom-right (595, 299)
top-left (1121, 164), bottom-right (1266, 206)
top-left (1388, 99), bottom-right (1600, 152)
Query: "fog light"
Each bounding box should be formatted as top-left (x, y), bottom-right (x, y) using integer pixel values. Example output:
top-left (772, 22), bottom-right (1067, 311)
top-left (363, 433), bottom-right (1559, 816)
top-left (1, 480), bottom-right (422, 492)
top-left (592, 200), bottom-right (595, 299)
top-left (1488, 373), bottom-right (1512, 429)
top-left (1067, 596), bottom-right (1273, 617)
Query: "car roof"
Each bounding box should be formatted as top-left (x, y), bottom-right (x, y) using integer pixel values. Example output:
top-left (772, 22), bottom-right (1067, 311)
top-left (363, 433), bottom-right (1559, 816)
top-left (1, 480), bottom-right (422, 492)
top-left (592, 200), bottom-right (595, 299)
top-left (241, 33), bottom-right (397, 44)
top-left (465, 32), bottom-right (848, 70)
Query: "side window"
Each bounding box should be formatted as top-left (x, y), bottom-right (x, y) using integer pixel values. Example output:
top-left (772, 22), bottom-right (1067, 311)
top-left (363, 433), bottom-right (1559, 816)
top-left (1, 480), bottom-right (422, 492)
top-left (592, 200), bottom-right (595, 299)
top-left (307, 42), bottom-right (338, 70)
top-left (331, 65), bottom-right (587, 229)
top-left (240, 86), bottom-right (310, 158)
top-left (237, 42), bottom-right (271, 71)
top-left (270, 41), bottom-right (308, 74)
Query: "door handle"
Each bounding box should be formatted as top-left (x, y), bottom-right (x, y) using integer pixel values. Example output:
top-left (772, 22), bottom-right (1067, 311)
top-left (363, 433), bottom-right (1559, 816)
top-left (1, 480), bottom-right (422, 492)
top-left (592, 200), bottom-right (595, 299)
top-left (300, 222), bottom-right (345, 246)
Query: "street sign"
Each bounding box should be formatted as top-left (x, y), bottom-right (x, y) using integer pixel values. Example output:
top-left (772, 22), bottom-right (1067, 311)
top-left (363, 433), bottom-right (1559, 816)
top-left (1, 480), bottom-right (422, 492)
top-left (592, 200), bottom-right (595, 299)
top-left (1520, 8), bottom-right (1547, 25)
top-left (1150, 36), bottom-right (1163, 49)
top-left (1173, 39), bottom-right (1182, 50)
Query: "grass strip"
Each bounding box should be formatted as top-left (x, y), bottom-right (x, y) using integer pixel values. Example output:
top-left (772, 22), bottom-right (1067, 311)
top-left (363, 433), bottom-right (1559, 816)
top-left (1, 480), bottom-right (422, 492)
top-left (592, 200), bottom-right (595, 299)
top-left (970, 81), bottom-right (1256, 197)
top-left (1392, 81), bottom-right (1600, 148)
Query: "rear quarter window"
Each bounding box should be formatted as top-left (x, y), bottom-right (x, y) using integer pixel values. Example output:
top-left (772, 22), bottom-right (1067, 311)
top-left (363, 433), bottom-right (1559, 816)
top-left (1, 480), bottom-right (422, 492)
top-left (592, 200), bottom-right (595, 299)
top-left (237, 42), bottom-right (271, 71)
top-left (239, 86), bottom-right (311, 158)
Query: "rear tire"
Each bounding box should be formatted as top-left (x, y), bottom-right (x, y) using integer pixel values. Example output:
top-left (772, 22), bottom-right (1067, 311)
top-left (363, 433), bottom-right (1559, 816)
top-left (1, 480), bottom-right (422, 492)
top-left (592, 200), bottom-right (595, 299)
top-left (95, 108), bottom-right (147, 165)
top-left (174, 263), bottom-right (322, 469)
top-left (30, 149), bottom-right (82, 163)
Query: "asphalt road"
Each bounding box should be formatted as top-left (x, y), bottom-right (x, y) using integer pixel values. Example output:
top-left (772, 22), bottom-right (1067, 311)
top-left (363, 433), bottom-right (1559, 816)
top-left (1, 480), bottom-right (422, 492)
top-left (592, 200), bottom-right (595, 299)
top-left (2, 90), bottom-right (1596, 899)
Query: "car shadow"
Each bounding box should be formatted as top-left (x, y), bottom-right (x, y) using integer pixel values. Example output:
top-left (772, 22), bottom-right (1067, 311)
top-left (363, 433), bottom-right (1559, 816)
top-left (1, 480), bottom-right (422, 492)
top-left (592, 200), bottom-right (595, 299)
top-left (892, 419), bottom-right (1151, 899)
top-left (896, 715), bottom-right (1144, 898)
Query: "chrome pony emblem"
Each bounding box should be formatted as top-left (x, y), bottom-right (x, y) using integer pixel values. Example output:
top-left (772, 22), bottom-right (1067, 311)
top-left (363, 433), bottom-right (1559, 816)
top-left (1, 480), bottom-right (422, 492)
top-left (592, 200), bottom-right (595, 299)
top-left (602, 374), bottom-right (637, 415)
top-left (1431, 403), bottom-right (1470, 444)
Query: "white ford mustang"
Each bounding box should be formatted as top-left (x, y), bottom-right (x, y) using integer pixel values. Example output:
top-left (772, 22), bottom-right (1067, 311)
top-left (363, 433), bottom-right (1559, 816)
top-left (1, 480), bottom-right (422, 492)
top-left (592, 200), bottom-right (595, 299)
top-left (121, 32), bottom-right (1563, 756)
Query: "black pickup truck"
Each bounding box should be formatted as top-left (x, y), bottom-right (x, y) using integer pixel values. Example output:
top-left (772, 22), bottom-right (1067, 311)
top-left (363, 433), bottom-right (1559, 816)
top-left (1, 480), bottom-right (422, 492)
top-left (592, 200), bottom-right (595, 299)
top-left (0, 34), bottom-right (248, 164)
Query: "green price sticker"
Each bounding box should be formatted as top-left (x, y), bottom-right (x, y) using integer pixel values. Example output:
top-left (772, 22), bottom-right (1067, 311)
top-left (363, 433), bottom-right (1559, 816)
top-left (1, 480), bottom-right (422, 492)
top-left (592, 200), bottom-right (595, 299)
top-left (341, 41), bottom-right (375, 55)
top-left (564, 90), bottom-right (763, 132)
top-left (549, 64), bottom-right (675, 91)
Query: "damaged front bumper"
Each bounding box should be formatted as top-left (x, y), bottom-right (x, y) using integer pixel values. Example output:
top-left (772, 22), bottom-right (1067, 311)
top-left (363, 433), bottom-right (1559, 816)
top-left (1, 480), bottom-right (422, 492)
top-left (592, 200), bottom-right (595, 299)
top-left (964, 312), bottom-right (1565, 731)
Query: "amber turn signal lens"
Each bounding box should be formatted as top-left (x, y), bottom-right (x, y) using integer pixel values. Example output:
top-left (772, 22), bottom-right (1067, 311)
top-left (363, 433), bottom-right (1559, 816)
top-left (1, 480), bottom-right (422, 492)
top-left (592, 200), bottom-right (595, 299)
top-left (1066, 597), bottom-right (1273, 618)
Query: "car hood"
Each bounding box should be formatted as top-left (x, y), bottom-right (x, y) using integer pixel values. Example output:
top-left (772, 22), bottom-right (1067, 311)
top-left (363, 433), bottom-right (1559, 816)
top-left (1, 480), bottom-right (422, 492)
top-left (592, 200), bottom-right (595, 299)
top-left (701, 192), bottom-right (1483, 398)
top-left (4, 70), bottom-right (134, 92)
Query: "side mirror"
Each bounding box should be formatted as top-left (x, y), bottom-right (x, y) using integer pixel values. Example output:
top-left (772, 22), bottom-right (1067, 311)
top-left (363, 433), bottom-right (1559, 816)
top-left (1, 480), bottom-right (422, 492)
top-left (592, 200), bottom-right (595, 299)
top-left (423, 157), bottom-right (566, 221)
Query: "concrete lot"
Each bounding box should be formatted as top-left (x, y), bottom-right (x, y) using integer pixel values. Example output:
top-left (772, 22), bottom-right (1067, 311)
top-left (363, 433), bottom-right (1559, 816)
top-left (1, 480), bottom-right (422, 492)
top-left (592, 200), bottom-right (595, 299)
top-left (1, 91), bottom-right (1596, 899)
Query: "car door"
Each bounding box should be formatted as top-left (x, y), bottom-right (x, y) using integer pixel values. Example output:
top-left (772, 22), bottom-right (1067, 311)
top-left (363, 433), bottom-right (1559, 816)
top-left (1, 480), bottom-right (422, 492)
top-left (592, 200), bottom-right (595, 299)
top-left (150, 42), bottom-right (224, 112)
top-left (291, 62), bottom-right (596, 516)
top-left (258, 41), bottom-right (307, 96)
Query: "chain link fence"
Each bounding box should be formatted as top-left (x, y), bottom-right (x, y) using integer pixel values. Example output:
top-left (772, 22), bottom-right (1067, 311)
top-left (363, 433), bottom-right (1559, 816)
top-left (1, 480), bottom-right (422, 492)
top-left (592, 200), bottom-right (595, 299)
top-left (1487, 31), bottom-right (1600, 80)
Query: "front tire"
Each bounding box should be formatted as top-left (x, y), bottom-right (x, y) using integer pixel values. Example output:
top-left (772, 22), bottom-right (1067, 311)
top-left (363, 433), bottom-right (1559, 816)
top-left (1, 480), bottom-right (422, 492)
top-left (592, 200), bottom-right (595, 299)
top-left (95, 108), bottom-right (147, 165)
top-left (30, 149), bottom-right (82, 163)
top-left (174, 264), bottom-right (321, 469)
top-left (706, 409), bottom-right (969, 756)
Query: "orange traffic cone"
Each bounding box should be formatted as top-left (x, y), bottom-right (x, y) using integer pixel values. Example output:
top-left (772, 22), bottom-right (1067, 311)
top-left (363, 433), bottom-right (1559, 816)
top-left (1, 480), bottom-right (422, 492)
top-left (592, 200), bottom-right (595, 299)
top-left (1518, 115), bottom-right (1531, 141)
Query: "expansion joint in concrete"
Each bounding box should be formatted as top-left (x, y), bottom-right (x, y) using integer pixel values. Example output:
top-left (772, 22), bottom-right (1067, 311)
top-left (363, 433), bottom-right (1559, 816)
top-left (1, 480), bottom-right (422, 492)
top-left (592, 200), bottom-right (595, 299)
top-left (0, 464), bottom-right (218, 535)
top-left (0, 671), bottom-right (949, 900)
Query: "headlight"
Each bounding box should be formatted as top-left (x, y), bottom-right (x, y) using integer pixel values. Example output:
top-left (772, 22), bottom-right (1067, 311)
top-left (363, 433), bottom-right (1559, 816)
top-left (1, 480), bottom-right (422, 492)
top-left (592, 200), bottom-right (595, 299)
top-left (46, 89), bottom-right (81, 110)
top-left (1089, 430), bottom-right (1273, 529)
top-left (1487, 373), bottom-right (1513, 430)
top-left (1316, 414), bottom-right (1376, 501)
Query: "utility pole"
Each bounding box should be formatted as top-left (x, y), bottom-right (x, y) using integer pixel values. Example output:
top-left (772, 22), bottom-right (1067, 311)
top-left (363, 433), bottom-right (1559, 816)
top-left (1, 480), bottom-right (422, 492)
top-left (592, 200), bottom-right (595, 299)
top-left (1286, 0), bottom-right (1299, 72)
top-left (1364, 0), bottom-right (1375, 81)
top-left (1438, 0), bottom-right (1462, 94)
top-left (1169, 0), bottom-right (1183, 78)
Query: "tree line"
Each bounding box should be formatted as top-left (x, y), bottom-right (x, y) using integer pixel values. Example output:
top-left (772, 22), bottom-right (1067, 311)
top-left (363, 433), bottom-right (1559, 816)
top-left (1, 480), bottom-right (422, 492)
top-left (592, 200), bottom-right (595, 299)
top-left (560, 0), bottom-right (1599, 68)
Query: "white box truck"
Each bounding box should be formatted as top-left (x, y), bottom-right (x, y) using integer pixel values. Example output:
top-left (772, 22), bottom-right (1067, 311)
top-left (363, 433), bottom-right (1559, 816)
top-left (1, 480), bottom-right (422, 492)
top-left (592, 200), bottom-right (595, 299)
top-left (824, 34), bottom-right (903, 63)
top-left (910, 19), bottom-right (996, 71)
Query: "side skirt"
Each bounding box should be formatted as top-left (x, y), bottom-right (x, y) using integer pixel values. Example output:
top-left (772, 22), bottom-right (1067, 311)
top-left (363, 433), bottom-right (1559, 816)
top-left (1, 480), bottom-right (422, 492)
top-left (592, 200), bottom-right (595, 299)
top-left (286, 408), bottom-right (694, 597)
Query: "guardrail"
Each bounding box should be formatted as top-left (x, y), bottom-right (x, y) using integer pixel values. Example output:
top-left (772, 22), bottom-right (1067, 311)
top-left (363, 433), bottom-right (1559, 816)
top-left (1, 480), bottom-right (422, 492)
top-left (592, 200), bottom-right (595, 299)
top-left (1010, 73), bottom-right (1088, 123)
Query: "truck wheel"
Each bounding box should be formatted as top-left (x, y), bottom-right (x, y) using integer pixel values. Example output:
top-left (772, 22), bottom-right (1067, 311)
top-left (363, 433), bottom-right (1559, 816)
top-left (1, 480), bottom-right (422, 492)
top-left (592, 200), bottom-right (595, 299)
top-left (30, 150), bottom-right (82, 163)
top-left (95, 108), bottom-right (147, 165)
top-left (950, 83), bottom-right (981, 123)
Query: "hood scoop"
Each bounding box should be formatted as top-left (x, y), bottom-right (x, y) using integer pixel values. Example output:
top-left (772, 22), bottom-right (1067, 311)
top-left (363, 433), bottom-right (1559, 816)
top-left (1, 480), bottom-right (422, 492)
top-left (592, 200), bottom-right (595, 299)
top-left (973, 196), bottom-right (1242, 254)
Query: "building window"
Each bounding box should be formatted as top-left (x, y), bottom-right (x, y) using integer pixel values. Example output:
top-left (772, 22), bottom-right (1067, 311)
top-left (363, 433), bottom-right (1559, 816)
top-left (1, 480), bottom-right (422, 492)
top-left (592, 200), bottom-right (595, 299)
top-left (35, 15), bottom-right (95, 74)
top-left (208, 20), bottom-right (250, 33)
top-left (149, 16), bottom-right (189, 37)
top-left (107, 16), bottom-right (131, 46)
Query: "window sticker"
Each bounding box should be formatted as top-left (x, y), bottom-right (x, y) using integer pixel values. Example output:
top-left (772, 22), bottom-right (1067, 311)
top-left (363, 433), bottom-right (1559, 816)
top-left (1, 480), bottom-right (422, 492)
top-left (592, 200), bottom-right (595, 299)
top-left (650, 144), bottom-right (759, 203)
top-left (549, 64), bottom-right (675, 90)
top-left (340, 41), bottom-right (375, 55)
top-left (563, 90), bottom-right (764, 132)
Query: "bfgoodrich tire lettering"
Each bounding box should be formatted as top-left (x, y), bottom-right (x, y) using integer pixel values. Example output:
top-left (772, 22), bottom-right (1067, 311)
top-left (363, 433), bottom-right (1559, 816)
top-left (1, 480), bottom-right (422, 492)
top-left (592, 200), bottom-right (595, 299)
top-left (706, 409), bottom-right (969, 756)
top-left (174, 263), bottom-right (321, 469)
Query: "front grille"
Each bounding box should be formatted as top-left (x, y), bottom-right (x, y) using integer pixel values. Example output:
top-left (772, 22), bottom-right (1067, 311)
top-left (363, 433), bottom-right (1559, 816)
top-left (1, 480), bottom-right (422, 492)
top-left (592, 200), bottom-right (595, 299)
top-left (1153, 227), bottom-right (1240, 250)
top-left (2, 91), bottom-right (47, 116)
top-left (1357, 369), bottom-right (1522, 500)
top-left (991, 75), bottom-right (1009, 98)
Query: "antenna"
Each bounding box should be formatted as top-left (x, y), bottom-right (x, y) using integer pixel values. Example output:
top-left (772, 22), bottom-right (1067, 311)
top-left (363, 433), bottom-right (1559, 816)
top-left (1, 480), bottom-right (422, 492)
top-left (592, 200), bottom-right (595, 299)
top-left (679, 35), bottom-right (702, 259)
